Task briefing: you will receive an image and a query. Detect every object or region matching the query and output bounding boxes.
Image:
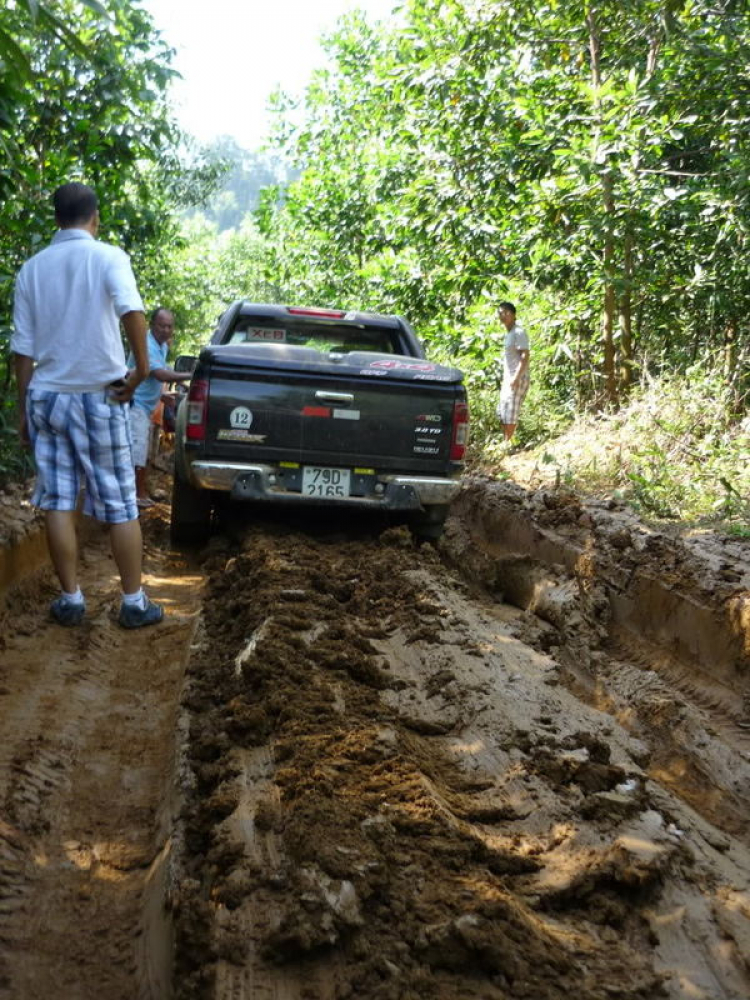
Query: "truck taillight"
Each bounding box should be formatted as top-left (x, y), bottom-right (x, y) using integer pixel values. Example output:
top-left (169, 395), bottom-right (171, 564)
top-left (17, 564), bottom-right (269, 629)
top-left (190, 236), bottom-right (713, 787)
top-left (450, 401), bottom-right (469, 460)
top-left (185, 379), bottom-right (209, 441)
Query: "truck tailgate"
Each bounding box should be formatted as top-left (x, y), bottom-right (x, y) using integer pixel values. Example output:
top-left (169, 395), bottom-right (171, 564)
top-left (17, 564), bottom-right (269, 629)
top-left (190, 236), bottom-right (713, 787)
top-left (202, 349), bottom-right (463, 473)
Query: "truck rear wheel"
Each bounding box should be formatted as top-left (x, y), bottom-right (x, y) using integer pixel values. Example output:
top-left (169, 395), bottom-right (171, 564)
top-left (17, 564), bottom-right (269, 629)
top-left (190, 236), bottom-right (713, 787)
top-left (409, 503), bottom-right (449, 543)
top-left (170, 472), bottom-right (213, 545)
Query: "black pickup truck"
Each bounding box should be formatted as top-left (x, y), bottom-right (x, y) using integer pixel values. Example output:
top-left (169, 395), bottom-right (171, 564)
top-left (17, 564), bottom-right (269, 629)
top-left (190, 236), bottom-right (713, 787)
top-left (170, 301), bottom-right (469, 543)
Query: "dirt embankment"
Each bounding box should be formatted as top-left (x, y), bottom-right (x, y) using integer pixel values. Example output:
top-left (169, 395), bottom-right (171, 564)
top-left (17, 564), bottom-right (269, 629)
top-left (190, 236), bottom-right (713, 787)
top-left (0, 472), bottom-right (749, 1000)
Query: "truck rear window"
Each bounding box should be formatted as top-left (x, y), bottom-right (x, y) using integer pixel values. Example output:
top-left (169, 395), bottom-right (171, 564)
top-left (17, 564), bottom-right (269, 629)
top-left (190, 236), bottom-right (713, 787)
top-left (226, 317), bottom-right (396, 354)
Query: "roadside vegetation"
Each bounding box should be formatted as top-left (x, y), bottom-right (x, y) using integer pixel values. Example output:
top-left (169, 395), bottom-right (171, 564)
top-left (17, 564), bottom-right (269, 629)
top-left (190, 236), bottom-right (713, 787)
top-left (476, 363), bottom-right (750, 534)
top-left (0, 0), bottom-right (747, 533)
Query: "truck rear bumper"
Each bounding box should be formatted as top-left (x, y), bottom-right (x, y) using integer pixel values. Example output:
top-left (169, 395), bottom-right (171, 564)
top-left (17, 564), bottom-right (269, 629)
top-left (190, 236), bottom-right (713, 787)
top-left (188, 461), bottom-right (460, 510)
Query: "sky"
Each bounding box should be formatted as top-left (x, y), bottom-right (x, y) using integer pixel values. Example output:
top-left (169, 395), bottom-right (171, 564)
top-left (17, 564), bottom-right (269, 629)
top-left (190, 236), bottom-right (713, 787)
top-left (141, 0), bottom-right (398, 151)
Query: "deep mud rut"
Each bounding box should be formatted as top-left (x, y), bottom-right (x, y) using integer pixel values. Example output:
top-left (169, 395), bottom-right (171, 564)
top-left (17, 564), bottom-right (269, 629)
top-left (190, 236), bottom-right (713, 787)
top-left (0, 502), bottom-right (202, 998)
top-left (0, 472), bottom-right (748, 1000)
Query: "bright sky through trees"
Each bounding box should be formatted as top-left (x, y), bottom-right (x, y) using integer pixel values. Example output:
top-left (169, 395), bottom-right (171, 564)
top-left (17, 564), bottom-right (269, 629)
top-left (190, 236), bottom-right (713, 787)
top-left (140, 0), bottom-right (397, 150)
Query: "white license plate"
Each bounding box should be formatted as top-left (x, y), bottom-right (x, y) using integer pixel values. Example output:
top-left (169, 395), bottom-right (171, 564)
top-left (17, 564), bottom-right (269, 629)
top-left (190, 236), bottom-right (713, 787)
top-left (302, 466), bottom-right (351, 498)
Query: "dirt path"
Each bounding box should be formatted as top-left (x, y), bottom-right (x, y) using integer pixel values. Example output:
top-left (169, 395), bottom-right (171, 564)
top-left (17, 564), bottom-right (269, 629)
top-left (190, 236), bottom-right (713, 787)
top-left (0, 506), bottom-right (202, 998)
top-left (0, 474), bottom-right (748, 1000)
top-left (171, 491), bottom-right (750, 1000)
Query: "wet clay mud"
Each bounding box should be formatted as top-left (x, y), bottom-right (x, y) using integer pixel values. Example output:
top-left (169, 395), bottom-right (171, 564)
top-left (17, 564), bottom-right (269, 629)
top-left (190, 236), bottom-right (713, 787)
top-left (0, 472), bottom-right (748, 999)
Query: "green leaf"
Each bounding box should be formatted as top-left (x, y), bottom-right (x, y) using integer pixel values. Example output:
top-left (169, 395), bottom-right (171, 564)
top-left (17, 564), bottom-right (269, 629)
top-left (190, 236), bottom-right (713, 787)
top-left (79, 0), bottom-right (111, 18)
top-left (0, 31), bottom-right (32, 77)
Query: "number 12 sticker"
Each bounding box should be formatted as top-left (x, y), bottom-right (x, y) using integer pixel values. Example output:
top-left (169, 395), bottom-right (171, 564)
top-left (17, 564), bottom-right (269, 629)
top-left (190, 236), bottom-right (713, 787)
top-left (229, 407), bottom-right (253, 428)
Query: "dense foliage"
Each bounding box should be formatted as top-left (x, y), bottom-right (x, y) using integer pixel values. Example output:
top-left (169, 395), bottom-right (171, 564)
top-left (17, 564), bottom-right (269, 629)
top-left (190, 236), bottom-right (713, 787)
top-left (262, 0), bottom-right (750, 416)
top-left (148, 215), bottom-right (282, 355)
top-left (0, 0), bottom-right (221, 482)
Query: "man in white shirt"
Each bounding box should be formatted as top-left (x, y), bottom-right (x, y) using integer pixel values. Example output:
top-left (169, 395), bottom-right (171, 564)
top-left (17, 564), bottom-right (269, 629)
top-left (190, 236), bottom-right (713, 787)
top-left (12, 182), bottom-right (164, 628)
top-left (495, 301), bottom-right (531, 443)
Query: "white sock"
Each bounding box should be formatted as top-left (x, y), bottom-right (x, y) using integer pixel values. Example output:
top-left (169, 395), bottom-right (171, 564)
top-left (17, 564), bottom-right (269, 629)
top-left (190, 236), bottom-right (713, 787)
top-left (121, 588), bottom-right (147, 610)
top-left (62, 587), bottom-right (84, 606)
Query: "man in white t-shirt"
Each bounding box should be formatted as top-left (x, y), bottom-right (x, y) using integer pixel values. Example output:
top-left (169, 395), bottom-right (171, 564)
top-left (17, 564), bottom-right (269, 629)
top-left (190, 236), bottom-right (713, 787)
top-left (495, 301), bottom-right (530, 443)
top-left (11, 182), bottom-right (164, 629)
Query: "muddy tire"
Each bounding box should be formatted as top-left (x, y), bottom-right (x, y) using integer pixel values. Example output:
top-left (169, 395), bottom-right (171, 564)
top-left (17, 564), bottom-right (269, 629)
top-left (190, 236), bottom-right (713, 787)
top-left (170, 472), bottom-right (213, 545)
top-left (409, 503), bottom-right (449, 543)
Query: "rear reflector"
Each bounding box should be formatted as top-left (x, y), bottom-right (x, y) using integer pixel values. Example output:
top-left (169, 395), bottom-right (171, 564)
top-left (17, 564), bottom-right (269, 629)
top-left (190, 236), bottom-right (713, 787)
top-left (450, 401), bottom-right (469, 460)
top-left (287, 307), bottom-right (345, 319)
top-left (186, 378), bottom-right (209, 441)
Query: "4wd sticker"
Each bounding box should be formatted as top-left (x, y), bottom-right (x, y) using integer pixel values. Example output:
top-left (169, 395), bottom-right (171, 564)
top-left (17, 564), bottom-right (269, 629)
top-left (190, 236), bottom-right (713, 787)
top-left (414, 414), bottom-right (443, 438)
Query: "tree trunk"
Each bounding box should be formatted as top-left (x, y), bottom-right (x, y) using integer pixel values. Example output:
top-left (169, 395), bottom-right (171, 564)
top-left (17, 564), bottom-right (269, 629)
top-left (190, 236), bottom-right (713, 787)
top-left (587, 5), bottom-right (618, 406)
top-left (619, 228), bottom-right (634, 392)
top-left (724, 322), bottom-right (737, 383)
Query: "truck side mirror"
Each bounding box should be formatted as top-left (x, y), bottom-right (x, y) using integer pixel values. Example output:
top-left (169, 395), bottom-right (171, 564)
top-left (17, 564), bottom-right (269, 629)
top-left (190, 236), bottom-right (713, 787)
top-left (174, 354), bottom-right (197, 374)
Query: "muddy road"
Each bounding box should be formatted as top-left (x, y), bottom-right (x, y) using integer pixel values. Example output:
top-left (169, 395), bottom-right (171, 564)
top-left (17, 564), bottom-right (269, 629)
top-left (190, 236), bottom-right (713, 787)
top-left (0, 474), bottom-right (748, 999)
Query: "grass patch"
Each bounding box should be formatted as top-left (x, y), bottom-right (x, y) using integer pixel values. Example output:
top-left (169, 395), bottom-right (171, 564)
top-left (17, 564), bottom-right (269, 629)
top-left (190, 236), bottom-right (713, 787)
top-left (479, 364), bottom-right (749, 532)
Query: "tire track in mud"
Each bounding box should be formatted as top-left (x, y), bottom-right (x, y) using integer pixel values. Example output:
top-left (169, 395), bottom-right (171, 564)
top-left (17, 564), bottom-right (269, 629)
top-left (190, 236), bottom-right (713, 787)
top-left (0, 509), bottom-right (202, 999)
top-left (606, 630), bottom-right (750, 748)
top-left (171, 518), bottom-right (750, 1000)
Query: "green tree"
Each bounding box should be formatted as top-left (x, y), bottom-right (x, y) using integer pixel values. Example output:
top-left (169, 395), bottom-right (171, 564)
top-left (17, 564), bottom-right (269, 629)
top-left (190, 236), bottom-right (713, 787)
top-left (264, 0), bottom-right (750, 410)
top-left (0, 0), bottom-right (221, 482)
top-left (143, 213), bottom-right (279, 354)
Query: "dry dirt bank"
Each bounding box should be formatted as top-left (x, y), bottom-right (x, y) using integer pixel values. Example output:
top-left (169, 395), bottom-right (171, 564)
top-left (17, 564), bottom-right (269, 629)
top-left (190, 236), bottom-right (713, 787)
top-left (170, 479), bottom-right (750, 1000)
top-left (0, 473), bottom-right (748, 1000)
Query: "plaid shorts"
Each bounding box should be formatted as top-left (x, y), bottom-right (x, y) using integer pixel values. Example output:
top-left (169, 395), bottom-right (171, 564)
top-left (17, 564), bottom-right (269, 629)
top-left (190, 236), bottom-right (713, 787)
top-left (496, 374), bottom-right (530, 424)
top-left (27, 389), bottom-right (138, 524)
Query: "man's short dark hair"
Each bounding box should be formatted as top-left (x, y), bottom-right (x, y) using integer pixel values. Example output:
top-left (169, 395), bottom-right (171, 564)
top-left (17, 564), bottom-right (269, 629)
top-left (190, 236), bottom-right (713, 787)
top-left (498, 301), bottom-right (516, 315)
top-left (53, 183), bottom-right (98, 226)
top-left (151, 307), bottom-right (174, 324)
